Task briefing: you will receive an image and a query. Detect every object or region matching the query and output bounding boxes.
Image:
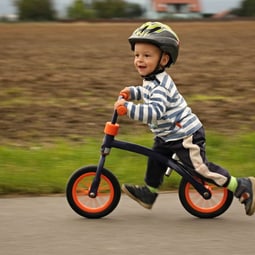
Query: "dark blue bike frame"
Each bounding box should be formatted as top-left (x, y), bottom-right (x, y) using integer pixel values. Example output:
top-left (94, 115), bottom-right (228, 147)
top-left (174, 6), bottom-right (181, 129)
top-left (89, 110), bottom-right (212, 200)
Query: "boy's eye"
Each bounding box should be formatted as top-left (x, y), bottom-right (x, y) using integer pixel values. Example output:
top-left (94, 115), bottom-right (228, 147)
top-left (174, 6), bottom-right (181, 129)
top-left (134, 53), bottom-right (151, 58)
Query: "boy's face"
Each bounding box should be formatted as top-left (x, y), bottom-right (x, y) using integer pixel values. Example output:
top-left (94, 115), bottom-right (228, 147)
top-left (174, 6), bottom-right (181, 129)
top-left (133, 43), bottom-right (169, 77)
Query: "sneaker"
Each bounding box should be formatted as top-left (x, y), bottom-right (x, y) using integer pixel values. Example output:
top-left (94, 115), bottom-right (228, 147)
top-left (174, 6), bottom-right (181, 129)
top-left (122, 184), bottom-right (158, 209)
top-left (234, 177), bottom-right (255, 216)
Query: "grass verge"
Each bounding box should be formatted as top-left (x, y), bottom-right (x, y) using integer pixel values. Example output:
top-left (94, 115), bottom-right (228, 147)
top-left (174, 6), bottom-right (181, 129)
top-left (1, 132), bottom-right (255, 195)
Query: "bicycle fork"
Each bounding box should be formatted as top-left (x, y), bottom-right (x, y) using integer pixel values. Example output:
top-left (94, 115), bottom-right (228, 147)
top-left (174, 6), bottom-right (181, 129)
top-left (88, 155), bottom-right (106, 198)
top-left (88, 133), bottom-right (114, 198)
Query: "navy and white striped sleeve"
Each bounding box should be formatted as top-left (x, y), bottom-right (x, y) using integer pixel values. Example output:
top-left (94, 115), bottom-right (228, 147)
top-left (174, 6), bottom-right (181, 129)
top-left (129, 86), bottom-right (143, 100)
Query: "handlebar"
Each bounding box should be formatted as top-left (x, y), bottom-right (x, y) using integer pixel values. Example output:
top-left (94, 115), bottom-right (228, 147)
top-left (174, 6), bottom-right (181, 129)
top-left (116, 105), bottom-right (127, 116)
top-left (110, 93), bottom-right (128, 124)
top-left (116, 92), bottom-right (128, 116)
top-left (119, 92), bottom-right (129, 100)
top-left (104, 92), bottom-right (128, 136)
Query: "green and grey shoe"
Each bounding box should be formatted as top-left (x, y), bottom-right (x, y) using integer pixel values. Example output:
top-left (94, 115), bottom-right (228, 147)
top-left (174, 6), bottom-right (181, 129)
top-left (235, 177), bottom-right (255, 216)
top-left (122, 184), bottom-right (158, 209)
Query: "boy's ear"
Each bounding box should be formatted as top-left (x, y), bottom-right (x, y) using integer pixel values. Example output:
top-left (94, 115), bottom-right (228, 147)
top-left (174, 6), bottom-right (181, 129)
top-left (161, 53), bottom-right (170, 67)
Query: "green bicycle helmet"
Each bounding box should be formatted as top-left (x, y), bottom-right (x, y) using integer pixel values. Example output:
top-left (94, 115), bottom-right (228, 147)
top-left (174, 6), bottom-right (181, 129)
top-left (128, 21), bottom-right (180, 67)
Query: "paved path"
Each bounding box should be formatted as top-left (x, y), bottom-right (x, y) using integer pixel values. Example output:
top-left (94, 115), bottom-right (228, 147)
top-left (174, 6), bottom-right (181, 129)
top-left (1, 193), bottom-right (254, 255)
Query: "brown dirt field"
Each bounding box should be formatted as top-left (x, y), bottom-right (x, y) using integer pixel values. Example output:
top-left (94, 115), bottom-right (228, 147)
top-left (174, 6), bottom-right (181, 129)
top-left (0, 21), bottom-right (255, 146)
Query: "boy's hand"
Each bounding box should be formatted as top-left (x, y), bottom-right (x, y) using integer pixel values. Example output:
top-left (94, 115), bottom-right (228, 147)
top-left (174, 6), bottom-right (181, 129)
top-left (120, 87), bottom-right (130, 100)
top-left (114, 99), bottom-right (126, 110)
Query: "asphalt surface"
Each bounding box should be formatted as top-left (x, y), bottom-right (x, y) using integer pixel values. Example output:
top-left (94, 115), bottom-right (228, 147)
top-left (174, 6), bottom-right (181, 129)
top-left (1, 193), bottom-right (254, 255)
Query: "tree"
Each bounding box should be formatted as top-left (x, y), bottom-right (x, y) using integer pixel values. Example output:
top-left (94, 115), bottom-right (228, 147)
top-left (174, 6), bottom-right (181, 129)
top-left (92, 0), bottom-right (143, 18)
top-left (92, 0), bottom-right (126, 18)
top-left (231, 0), bottom-right (255, 16)
top-left (67, 0), bottom-right (96, 20)
top-left (14, 0), bottom-right (56, 21)
top-left (123, 2), bottom-right (144, 18)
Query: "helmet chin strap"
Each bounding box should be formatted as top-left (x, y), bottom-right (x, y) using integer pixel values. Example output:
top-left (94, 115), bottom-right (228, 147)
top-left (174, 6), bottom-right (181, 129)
top-left (142, 51), bottom-right (165, 81)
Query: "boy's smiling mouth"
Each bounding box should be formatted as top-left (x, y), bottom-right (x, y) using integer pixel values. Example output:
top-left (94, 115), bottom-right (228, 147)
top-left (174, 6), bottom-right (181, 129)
top-left (137, 65), bottom-right (148, 75)
top-left (137, 65), bottom-right (147, 71)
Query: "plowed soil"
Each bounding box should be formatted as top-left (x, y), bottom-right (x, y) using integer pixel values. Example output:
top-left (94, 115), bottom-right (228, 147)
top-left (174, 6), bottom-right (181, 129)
top-left (0, 21), bottom-right (254, 146)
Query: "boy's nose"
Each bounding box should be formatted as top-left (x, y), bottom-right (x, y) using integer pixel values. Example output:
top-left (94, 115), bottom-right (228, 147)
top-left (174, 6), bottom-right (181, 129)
top-left (136, 56), bottom-right (143, 62)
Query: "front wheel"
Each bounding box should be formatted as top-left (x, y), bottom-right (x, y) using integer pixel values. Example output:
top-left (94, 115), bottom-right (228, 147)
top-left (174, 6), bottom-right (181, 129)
top-left (66, 165), bottom-right (121, 218)
top-left (178, 177), bottom-right (233, 218)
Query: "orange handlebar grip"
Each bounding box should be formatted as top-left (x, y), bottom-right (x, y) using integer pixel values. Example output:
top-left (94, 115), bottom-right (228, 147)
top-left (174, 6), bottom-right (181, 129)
top-left (117, 105), bottom-right (127, 116)
top-left (104, 122), bottom-right (119, 136)
top-left (119, 92), bottom-right (129, 100)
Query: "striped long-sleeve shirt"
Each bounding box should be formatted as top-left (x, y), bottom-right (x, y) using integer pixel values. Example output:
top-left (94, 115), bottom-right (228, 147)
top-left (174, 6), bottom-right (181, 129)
top-left (124, 71), bottom-right (202, 141)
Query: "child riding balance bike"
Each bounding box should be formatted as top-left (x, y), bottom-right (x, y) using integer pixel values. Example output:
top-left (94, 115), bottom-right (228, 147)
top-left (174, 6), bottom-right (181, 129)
top-left (66, 21), bottom-right (255, 219)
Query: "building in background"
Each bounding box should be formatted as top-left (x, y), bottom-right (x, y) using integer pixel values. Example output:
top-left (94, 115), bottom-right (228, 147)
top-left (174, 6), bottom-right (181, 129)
top-left (143, 0), bottom-right (243, 18)
top-left (147, 0), bottom-right (202, 19)
top-left (0, 0), bottom-right (243, 20)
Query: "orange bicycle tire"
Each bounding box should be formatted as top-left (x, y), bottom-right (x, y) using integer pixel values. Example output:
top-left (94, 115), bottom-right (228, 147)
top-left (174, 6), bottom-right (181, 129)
top-left (66, 166), bottom-right (121, 218)
top-left (178, 177), bottom-right (233, 218)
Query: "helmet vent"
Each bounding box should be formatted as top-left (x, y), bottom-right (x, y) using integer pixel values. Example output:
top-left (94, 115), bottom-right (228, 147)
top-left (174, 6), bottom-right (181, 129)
top-left (149, 27), bottom-right (161, 33)
top-left (140, 25), bottom-right (148, 33)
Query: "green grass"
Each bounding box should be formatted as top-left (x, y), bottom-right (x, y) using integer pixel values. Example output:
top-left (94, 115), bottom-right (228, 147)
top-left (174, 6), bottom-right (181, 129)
top-left (1, 132), bottom-right (255, 195)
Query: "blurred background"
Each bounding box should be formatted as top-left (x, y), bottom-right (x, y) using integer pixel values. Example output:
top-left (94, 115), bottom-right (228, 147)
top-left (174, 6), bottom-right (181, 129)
top-left (0, 0), bottom-right (250, 21)
top-left (0, 0), bottom-right (254, 194)
top-left (0, 0), bottom-right (254, 145)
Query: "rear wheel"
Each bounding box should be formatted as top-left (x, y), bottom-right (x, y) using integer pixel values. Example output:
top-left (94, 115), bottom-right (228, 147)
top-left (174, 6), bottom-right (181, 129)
top-left (66, 166), bottom-right (121, 218)
top-left (178, 177), bottom-right (233, 218)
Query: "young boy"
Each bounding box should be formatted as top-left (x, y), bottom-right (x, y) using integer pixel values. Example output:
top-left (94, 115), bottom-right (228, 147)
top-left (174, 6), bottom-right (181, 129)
top-left (114, 21), bottom-right (255, 216)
